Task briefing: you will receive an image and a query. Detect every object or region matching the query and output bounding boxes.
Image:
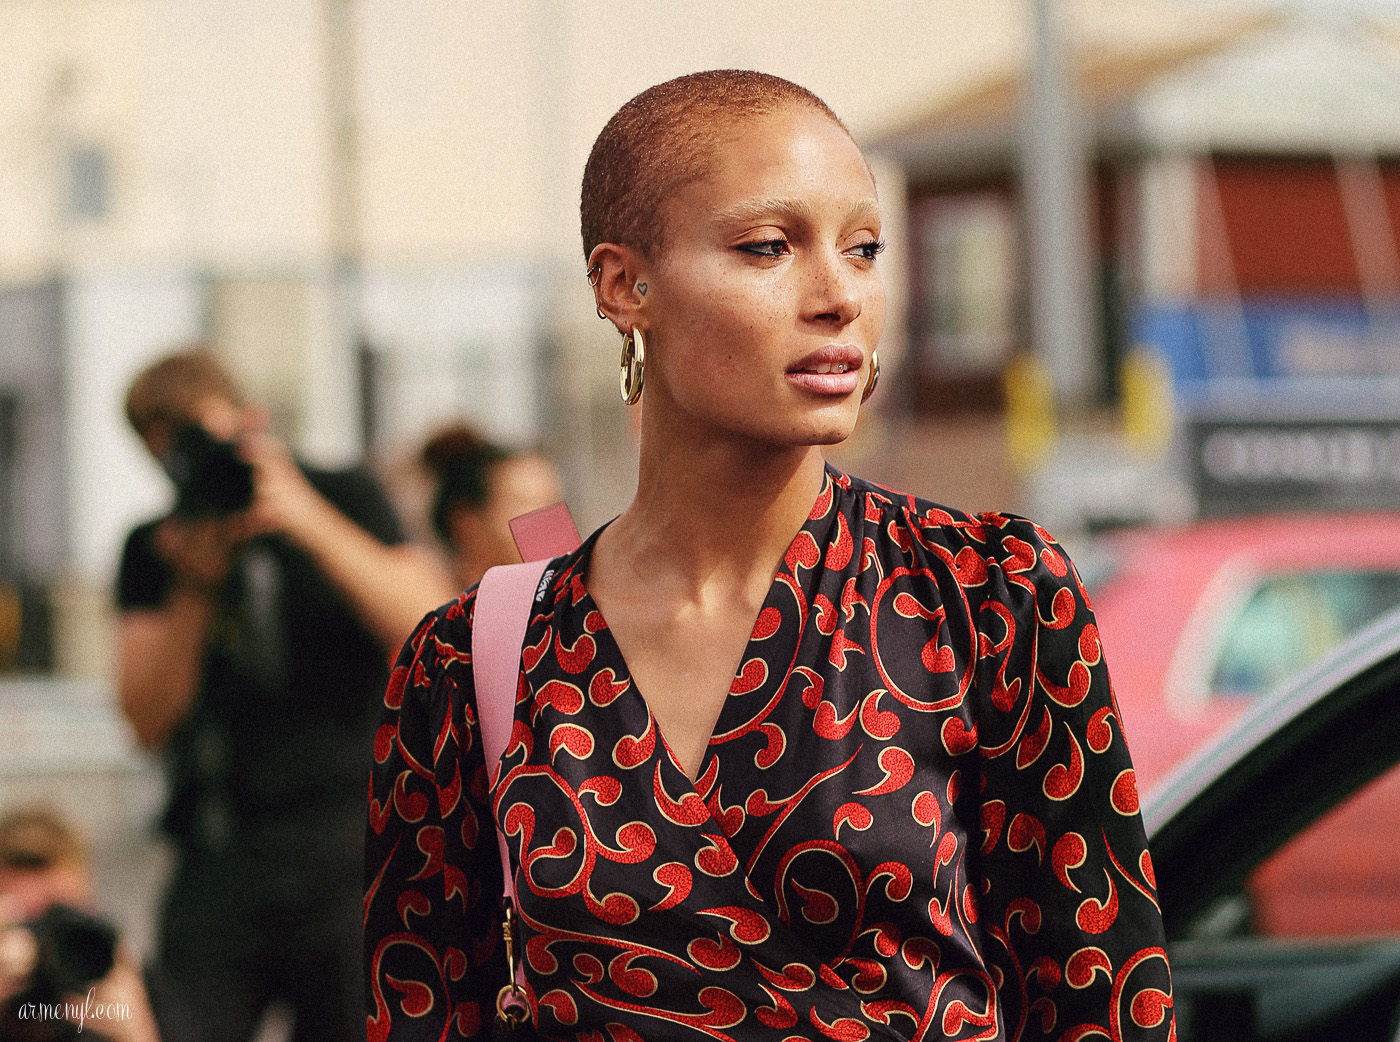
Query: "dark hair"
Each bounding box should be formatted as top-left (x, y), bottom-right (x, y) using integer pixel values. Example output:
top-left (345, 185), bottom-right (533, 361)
top-left (580, 69), bottom-right (847, 261)
top-left (125, 345), bottom-right (244, 439)
top-left (420, 425), bottom-right (508, 543)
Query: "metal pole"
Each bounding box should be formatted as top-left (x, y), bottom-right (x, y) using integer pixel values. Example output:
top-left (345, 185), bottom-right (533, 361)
top-left (308, 0), bottom-right (365, 462)
top-left (1023, 0), bottom-right (1098, 406)
top-left (325, 0), bottom-right (358, 268)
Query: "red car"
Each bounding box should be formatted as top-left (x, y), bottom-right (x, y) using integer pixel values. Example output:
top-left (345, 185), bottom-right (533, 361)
top-left (1089, 512), bottom-right (1400, 937)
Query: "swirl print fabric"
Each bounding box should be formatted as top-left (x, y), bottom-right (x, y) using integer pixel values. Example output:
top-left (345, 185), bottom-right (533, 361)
top-left (364, 466), bottom-right (1173, 1041)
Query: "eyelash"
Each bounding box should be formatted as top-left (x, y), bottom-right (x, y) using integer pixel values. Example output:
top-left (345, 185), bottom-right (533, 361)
top-left (739, 239), bottom-right (790, 258)
top-left (855, 239), bottom-right (886, 261)
top-left (738, 238), bottom-right (886, 260)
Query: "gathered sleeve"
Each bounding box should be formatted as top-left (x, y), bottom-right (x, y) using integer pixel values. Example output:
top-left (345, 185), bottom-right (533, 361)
top-left (364, 591), bottom-right (507, 1041)
top-left (970, 515), bottom-right (1174, 1042)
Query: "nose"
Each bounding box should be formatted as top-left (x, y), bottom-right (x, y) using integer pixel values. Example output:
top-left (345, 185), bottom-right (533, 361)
top-left (804, 247), bottom-right (862, 328)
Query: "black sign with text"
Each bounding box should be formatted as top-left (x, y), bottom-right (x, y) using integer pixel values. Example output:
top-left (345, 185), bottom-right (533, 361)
top-left (1188, 415), bottom-right (1400, 516)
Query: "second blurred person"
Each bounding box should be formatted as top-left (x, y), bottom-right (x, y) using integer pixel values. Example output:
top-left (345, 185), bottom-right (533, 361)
top-left (420, 425), bottom-right (563, 591)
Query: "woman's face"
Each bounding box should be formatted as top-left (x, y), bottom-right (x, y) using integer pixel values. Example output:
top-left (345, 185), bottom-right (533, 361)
top-left (641, 105), bottom-right (885, 447)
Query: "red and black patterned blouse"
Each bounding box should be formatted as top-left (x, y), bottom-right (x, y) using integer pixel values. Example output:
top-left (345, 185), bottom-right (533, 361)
top-left (365, 465), bottom-right (1173, 1041)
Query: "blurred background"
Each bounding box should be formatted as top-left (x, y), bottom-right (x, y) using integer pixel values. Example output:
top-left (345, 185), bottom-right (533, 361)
top-left (4, 0), bottom-right (1400, 1001)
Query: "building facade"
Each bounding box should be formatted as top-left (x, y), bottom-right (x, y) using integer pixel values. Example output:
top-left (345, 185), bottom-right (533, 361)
top-left (870, 8), bottom-right (1400, 529)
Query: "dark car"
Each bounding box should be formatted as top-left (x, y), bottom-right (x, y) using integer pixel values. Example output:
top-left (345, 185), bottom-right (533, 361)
top-left (1145, 606), bottom-right (1400, 1041)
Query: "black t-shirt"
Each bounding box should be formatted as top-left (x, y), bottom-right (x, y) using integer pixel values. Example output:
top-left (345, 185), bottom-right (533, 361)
top-left (117, 464), bottom-right (405, 862)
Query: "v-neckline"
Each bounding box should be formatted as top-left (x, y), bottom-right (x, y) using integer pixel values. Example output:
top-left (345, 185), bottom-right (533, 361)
top-left (568, 466), bottom-right (838, 787)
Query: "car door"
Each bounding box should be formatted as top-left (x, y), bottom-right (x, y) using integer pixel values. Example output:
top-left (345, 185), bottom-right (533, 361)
top-left (1145, 610), bottom-right (1400, 1042)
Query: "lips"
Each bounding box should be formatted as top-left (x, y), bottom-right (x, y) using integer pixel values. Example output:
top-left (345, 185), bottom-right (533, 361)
top-left (787, 345), bottom-right (865, 396)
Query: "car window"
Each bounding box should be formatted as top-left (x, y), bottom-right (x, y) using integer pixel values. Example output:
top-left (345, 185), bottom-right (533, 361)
top-left (1245, 758), bottom-right (1400, 939)
top-left (1152, 615), bottom-right (1400, 1040)
top-left (1211, 571), bottom-right (1400, 698)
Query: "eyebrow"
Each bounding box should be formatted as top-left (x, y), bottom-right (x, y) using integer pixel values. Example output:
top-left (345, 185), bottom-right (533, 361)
top-left (712, 196), bottom-right (880, 227)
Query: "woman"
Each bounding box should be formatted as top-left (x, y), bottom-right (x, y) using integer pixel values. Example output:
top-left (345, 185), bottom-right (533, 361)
top-left (366, 71), bottom-right (1172, 1041)
top-left (420, 424), bottom-right (565, 590)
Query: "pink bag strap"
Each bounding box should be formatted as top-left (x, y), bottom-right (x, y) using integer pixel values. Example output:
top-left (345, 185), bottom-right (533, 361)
top-left (473, 558), bottom-right (552, 901)
top-left (470, 502), bottom-right (581, 999)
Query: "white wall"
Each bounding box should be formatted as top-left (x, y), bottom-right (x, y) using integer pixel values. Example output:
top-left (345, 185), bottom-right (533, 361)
top-left (1136, 16), bottom-right (1400, 154)
top-left (360, 265), bottom-right (544, 452)
top-left (62, 267), bottom-right (204, 583)
top-left (1138, 155), bottom-right (1200, 301)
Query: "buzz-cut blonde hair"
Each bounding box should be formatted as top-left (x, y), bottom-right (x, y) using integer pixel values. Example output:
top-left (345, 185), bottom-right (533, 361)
top-left (580, 70), bottom-right (850, 261)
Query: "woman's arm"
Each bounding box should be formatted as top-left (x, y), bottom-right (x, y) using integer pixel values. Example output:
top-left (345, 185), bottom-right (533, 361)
top-left (973, 516), bottom-right (1174, 1042)
top-left (364, 594), bottom-right (507, 1040)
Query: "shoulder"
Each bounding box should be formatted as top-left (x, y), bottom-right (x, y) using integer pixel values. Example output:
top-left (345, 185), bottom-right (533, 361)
top-left (394, 538), bottom-right (583, 694)
top-left (115, 517), bottom-right (171, 609)
top-left (120, 517), bottom-right (164, 554)
top-left (386, 587), bottom-right (477, 730)
top-left (399, 586), bottom-right (476, 676)
top-left (390, 540), bottom-right (588, 719)
top-left (838, 469), bottom-right (1074, 592)
top-left (836, 468), bottom-right (985, 540)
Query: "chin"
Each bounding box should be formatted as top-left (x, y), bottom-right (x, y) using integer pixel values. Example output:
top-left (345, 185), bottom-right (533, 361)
top-left (813, 427), bottom-right (855, 447)
top-left (767, 410), bottom-right (859, 448)
top-left (705, 393), bottom-right (860, 448)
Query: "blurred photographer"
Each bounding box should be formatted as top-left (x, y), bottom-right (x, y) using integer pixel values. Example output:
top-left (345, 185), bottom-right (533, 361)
top-left (115, 347), bottom-right (453, 1042)
top-left (0, 806), bottom-right (160, 1042)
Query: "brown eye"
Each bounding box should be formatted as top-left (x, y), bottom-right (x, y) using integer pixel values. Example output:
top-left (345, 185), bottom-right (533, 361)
top-left (738, 240), bottom-right (789, 258)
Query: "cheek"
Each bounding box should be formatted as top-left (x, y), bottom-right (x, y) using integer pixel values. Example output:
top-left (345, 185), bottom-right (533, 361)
top-left (865, 283), bottom-right (888, 335)
top-left (662, 271), bottom-right (788, 376)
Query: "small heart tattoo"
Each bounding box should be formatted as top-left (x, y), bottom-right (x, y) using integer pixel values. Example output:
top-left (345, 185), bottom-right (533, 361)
top-left (638, 282), bottom-right (648, 296)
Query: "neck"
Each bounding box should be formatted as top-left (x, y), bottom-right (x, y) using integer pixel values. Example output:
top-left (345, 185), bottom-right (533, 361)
top-left (456, 552), bottom-right (488, 593)
top-left (603, 408), bottom-right (827, 599)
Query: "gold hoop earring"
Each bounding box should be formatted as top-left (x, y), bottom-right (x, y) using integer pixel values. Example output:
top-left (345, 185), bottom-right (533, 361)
top-left (861, 350), bottom-right (880, 403)
top-left (620, 326), bottom-right (645, 405)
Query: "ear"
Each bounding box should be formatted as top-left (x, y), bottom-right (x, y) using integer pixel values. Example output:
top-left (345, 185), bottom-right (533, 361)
top-left (588, 243), bottom-right (649, 333)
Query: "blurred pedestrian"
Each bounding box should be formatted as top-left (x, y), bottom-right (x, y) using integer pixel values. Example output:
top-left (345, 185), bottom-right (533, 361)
top-left (0, 805), bottom-right (160, 1042)
top-left (419, 424), bottom-right (563, 591)
top-left (115, 347), bottom-right (453, 1042)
